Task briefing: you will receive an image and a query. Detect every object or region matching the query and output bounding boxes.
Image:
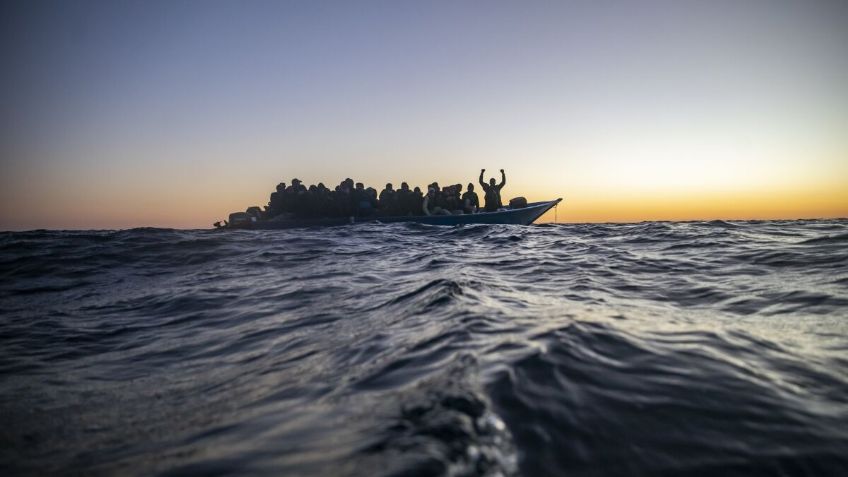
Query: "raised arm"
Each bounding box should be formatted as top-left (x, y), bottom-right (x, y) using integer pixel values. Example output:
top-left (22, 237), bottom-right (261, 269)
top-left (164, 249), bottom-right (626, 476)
top-left (422, 194), bottom-right (431, 216)
top-left (498, 169), bottom-right (506, 188)
top-left (479, 169), bottom-right (486, 188)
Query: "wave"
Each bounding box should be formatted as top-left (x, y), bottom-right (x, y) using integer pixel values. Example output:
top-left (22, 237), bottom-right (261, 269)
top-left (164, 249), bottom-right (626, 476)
top-left (1, 219), bottom-right (847, 476)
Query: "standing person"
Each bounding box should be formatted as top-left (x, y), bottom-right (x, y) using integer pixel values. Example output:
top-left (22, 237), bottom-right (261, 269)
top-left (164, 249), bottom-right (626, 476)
top-left (462, 183), bottom-right (479, 213)
top-left (479, 169), bottom-right (506, 212)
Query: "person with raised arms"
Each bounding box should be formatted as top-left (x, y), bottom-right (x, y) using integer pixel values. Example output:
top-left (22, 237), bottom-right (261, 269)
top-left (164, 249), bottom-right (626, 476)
top-left (479, 168), bottom-right (506, 212)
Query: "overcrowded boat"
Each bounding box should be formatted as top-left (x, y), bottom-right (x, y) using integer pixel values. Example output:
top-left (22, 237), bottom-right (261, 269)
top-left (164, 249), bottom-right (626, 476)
top-left (215, 169), bottom-right (562, 229)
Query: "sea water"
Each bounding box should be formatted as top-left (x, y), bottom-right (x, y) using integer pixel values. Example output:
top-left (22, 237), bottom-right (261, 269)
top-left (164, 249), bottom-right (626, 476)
top-left (1, 220), bottom-right (847, 476)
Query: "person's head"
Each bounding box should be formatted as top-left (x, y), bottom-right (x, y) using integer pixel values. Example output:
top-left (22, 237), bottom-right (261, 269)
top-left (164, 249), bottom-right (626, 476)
top-left (401, 182), bottom-right (409, 191)
top-left (489, 177), bottom-right (496, 186)
top-left (455, 184), bottom-right (462, 193)
top-left (467, 183), bottom-right (474, 192)
top-left (317, 182), bottom-right (326, 190)
top-left (414, 186), bottom-right (421, 194)
top-left (309, 185), bottom-right (317, 192)
top-left (368, 188), bottom-right (377, 198)
top-left (427, 187), bottom-right (435, 196)
top-left (276, 182), bottom-right (286, 192)
top-left (355, 182), bottom-right (364, 190)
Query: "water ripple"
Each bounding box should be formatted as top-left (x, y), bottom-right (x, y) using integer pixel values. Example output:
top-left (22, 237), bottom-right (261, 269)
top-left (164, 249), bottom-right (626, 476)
top-left (1, 220), bottom-right (847, 476)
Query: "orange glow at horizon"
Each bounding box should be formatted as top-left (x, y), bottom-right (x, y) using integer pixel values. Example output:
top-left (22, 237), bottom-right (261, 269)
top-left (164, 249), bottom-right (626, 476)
top-left (534, 185), bottom-right (848, 224)
top-left (1, 168), bottom-right (845, 229)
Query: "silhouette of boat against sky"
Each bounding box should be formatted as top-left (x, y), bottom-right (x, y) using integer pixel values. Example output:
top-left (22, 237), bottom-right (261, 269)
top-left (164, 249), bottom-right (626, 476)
top-left (223, 199), bottom-right (563, 229)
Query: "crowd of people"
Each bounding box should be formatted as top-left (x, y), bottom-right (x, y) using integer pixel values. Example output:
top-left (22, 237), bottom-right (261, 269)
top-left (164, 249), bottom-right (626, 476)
top-left (262, 169), bottom-right (507, 219)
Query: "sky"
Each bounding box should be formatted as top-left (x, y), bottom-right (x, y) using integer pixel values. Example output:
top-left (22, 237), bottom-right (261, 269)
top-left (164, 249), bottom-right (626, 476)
top-left (1, 0), bottom-right (846, 229)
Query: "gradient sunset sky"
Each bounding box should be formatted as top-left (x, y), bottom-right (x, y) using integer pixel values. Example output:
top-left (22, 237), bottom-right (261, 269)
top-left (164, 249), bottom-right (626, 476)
top-left (1, 0), bottom-right (846, 229)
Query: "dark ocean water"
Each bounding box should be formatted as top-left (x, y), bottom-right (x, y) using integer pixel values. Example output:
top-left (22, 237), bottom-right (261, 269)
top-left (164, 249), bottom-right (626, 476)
top-left (1, 220), bottom-right (847, 476)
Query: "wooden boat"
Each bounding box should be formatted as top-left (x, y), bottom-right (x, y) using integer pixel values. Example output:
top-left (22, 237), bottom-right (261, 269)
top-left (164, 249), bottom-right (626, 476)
top-left (223, 198), bottom-right (562, 229)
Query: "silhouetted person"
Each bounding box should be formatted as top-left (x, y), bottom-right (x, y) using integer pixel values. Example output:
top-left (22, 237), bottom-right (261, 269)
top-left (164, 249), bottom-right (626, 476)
top-left (396, 182), bottom-right (411, 215)
top-left (336, 183), bottom-right (353, 217)
top-left (479, 168), bottom-right (506, 212)
top-left (353, 182), bottom-right (373, 216)
top-left (423, 187), bottom-right (450, 215)
top-left (305, 185), bottom-right (320, 217)
top-left (366, 187), bottom-right (378, 213)
top-left (379, 183), bottom-right (394, 200)
top-left (462, 183), bottom-right (479, 213)
top-left (444, 184), bottom-right (461, 213)
top-left (289, 178), bottom-right (306, 193)
top-left (379, 183), bottom-right (395, 215)
top-left (313, 183), bottom-right (330, 217)
top-left (412, 187), bottom-right (424, 215)
top-left (287, 178), bottom-right (307, 215)
top-left (429, 182), bottom-right (450, 210)
top-left (268, 182), bottom-right (286, 217)
top-left (453, 184), bottom-right (463, 212)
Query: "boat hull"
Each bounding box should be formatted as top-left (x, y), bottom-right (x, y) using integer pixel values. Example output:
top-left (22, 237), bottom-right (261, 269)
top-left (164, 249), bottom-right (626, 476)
top-left (229, 199), bottom-right (562, 230)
